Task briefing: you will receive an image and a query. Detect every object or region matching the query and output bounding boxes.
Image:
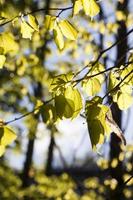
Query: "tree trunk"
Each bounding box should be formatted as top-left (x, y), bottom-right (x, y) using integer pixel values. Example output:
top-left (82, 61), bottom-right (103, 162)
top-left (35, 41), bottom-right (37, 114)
top-left (109, 1), bottom-right (128, 199)
top-left (45, 131), bottom-right (55, 176)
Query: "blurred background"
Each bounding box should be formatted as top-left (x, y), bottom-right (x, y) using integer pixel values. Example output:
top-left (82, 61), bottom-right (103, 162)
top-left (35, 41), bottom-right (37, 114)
top-left (0, 0), bottom-right (133, 199)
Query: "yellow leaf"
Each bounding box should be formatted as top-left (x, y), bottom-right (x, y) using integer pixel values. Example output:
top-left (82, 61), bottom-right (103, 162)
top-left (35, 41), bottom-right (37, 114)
top-left (45, 15), bottom-right (56, 31)
top-left (0, 127), bottom-right (17, 146)
top-left (59, 20), bottom-right (78, 40)
top-left (0, 126), bottom-right (17, 156)
top-left (83, 78), bottom-right (101, 96)
top-left (73, 0), bottom-right (82, 15)
top-left (20, 20), bottom-right (34, 39)
top-left (82, 0), bottom-right (100, 18)
top-left (117, 92), bottom-right (133, 110)
top-left (0, 55), bottom-right (6, 68)
top-left (0, 32), bottom-right (19, 53)
top-left (28, 14), bottom-right (39, 31)
top-left (53, 25), bottom-right (64, 50)
top-left (65, 86), bottom-right (83, 118)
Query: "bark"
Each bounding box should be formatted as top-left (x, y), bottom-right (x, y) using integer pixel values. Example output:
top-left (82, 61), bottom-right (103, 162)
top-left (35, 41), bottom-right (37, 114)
top-left (45, 131), bottom-right (55, 176)
top-left (109, 1), bottom-right (129, 199)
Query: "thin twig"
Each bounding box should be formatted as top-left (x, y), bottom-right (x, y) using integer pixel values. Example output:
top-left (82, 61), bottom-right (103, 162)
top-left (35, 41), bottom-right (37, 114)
top-left (4, 98), bottom-right (53, 125)
top-left (124, 175), bottom-right (133, 185)
top-left (103, 69), bottom-right (133, 99)
top-left (74, 27), bottom-right (133, 84)
top-left (0, 6), bottom-right (73, 27)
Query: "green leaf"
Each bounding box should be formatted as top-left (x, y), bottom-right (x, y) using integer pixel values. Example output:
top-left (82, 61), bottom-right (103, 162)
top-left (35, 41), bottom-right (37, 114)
top-left (0, 55), bottom-right (6, 68)
top-left (59, 20), bottom-right (78, 40)
top-left (50, 73), bottom-right (74, 93)
top-left (88, 119), bottom-right (104, 150)
top-left (64, 86), bottom-right (83, 118)
top-left (28, 14), bottom-right (39, 31)
top-left (82, 0), bottom-right (100, 18)
top-left (0, 126), bottom-right (17, 156)
top-left (83, 78), bottom-right (101, 96)
top-left (85, 97), bottom-right (111, 149)
top-left (20, 20), bottom-right (34, 39)
top-left (55, 94), bottom-right (75, 119)
top-left (53, 25), bottom-right (64, 50)
top-left (41, 104), bottom-right (57, 124)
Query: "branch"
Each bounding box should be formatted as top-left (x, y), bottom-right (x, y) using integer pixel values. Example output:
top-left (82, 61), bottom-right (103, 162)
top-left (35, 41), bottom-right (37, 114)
top-left (0, 5), bottom-right (73, 27)
top-left (74, 27), bottom-right (133, 83)
top-left (103, 69), bottom-right (133, 99)
top-left (74, 60), bottom-right (133, 84)
top-left (4, 98), bottom-right (53, 125)
top-left (124, 174), bottom-right (133, 185)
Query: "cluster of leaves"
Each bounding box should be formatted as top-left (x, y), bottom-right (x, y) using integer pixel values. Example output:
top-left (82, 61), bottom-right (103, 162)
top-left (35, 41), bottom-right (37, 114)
top-left (0, 146), bottom-right (133, 200)
top-left (0, 0), bottom-right (132, 156)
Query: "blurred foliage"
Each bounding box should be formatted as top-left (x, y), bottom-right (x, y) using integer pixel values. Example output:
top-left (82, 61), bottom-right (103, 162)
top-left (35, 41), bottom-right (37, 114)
top-left (0, 144), bottom-right (133, 199)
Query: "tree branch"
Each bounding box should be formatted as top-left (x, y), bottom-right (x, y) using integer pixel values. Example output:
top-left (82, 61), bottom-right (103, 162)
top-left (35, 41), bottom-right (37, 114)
top-left (74, 27), bottom-right (133, 84)
top-left (0, 5), bottom-right (73, 27)
top-left (4, 98), bottom-right (53, 125)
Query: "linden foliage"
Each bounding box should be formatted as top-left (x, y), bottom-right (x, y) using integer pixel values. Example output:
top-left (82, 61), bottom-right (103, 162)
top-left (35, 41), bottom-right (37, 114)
top-left (0, 147), bottom-right (133, 200)
top-left (0, 0), bottom-right (133, 155)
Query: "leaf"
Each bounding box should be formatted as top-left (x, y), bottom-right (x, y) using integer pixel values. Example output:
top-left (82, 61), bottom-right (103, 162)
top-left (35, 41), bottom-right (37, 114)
top-left (50, 73), bottom-right (74, 93)
top-left (0, 127), bottom-right (17, 146)
top-left (105, 109), bottom-right (126, 145)
top-left (64, 86), bottom-right (83, 118)
top-left (85, 97), bottom-right (111, 149)
top-left (82, 0), bottom-right (100, 18)
top-left (120, 64), bottom-right (133, 86)
top-left (55, 94), bottom-right (75, 119)
top-left (88, 119), bottom-right (104, 150)
top-left (0, 126), bottom-right (17, 156)
top-left (41, 104), bottom-right (57, 124)
top-left (73, 0), bottom-right (82, 15)
top-left (20, 20), bottom-right (34, 39)
top-left (53, 25), bottom-right (64, 50)
top-left (45, 15), bottom-right (56, 31)
top-left (59, 20), bottom-right (78, 40)
top-left (0, 55), bottom-right (6, 68)
top-left (0, 32), bottom-right (19, 53)
top-left (83, 78), bottom-right (101, 96)
top-left (117, 92), bottom-right (133, 110)
top-left (28, 14), bottom-right (39, 31)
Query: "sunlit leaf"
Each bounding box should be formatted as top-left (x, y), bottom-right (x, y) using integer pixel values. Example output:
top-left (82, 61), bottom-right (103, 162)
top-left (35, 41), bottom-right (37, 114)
top-left (82, 0), bottom-right (100, 18)
top-left (73, 0), bottom-right (82, 15)
top-left (45, 15), bottom-right (56, 31)
top-left (53, 25), bottom-right (64, 50)
top-left (28, 14), bottom-right (39, 31)
top-left (64, 86), bottom-right (83, 118)
top-left (0, 126), bottom-right (17, 156)
top-left (117, 92), bottom-right (133, 110)
top-left (85, 97), bottom-right (111, 149)
top-left (0, 32), bottom-right (19, 53)
top-left (20, 20), bottom-right (34, 39)
top-left (59, 20), bottom-right (78, 40)
top-left (83, 78), bottom-right (101, 96)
